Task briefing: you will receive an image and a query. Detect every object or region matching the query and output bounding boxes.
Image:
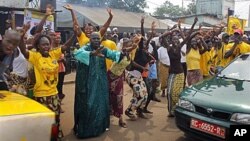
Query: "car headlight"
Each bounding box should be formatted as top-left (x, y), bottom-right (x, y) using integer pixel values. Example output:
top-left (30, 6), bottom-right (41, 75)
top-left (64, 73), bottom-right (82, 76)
top-left (178, 99), bottom-right (195, 111)
top-left (231, 113), bottom-right (250, 124)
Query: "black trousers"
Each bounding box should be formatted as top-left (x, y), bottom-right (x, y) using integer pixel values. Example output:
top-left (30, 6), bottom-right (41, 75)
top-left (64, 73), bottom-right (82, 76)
top-left (57, 72), bottom-right (65, 95)
top-left (182, 62), bottom-right (187, 88)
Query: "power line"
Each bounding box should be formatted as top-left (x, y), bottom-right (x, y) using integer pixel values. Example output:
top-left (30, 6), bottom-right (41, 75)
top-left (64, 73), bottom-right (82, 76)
top-left (145, 0), bottom-right (161, 7)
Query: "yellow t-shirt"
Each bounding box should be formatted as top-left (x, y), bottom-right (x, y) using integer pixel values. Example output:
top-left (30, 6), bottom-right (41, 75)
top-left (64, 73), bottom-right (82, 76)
top-left (130, 47), bottom-right (137, 61)
top-left (101, 40), bottom-right (117, 70)
top-left (200, 47), bottom-right (216, 76)
top-left (186, 48), bottom-right (201, 70)
top-left (216, 43), bottom-right (234, 67)
top-left (233, 42), bottom-right (250, 57)
top-left (28, 48), bottom-right (62, 97)
top-left (77, 32), bottom-right (90, 47)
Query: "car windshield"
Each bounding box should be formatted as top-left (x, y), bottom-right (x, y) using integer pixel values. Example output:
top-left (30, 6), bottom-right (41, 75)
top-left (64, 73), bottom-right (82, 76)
top-left (219, 54), bottom-right (250, 81)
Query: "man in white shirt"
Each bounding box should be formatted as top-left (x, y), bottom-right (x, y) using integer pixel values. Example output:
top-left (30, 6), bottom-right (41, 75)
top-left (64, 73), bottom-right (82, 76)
top-left (157, 45), bottom-right (170, 97)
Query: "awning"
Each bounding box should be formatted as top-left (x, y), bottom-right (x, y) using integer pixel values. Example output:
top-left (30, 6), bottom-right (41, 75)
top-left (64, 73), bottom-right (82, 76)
top-left (56, 2), bottom-right (169, 32)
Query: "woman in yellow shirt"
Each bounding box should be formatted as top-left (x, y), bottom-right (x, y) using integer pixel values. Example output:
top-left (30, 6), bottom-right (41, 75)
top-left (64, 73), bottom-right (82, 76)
top-left (186, 36), bottom-right (207, 86)
top-left (19, 24), bottom-right (72, 140)
top-left (63, 4), bottom-right (113, 47)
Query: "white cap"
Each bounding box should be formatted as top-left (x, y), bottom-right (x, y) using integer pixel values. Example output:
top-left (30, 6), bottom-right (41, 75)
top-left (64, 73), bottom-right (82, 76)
top-left (113, 27), bottom-right (118, 31)
top-left (107, 27), bottom-right (111, 32)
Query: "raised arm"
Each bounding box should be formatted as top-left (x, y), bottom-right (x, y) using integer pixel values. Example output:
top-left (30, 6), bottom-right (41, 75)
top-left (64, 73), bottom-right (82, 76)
top-left (180, 17), bottom-right (198, 47)
top-left (99, 8), bottom-right (113, 37)
top-left (63, 4), bottom-right (82, 37)
top-left (35, 5), bottom-right (54, 34)
top-left (178, 20), bottom-right (186, 39)
top-left (198, 36), bottom-right (208, 54)
top-left (61, 35), bottom-right (74, 52)
top-left (141, 16), bottom-right (145, 37)
top-left (19, 23), bottom-right (31, 59)
top-left (146, 21), bottom-right (156, 47)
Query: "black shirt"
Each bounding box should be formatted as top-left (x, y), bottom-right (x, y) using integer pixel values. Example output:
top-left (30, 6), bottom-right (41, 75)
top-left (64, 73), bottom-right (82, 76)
top-left (168, 47), bottom-right (184, 74)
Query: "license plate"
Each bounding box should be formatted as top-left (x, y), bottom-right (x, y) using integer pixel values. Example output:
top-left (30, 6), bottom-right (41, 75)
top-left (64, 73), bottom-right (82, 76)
top-left (190, 118), bottom-right (226, 139)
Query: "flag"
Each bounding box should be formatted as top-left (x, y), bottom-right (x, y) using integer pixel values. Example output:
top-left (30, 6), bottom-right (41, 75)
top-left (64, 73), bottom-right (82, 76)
top-left (227, 16), bottom-right (247, 35)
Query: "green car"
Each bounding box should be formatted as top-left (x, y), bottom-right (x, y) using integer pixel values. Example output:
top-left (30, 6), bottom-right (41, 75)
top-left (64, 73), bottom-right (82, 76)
top-left (175, 54), bottom-right (250, 141)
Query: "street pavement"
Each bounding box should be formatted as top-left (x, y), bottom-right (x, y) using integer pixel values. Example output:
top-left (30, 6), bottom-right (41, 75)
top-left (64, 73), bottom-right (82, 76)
top-left (61, 72), bottom-right (193, 141)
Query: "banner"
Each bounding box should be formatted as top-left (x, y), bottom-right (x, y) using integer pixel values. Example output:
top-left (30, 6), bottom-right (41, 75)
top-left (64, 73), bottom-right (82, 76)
top-left (24, 9), bottom-right (54, 36)
top-left (227, 16), bottom-right (246, 35)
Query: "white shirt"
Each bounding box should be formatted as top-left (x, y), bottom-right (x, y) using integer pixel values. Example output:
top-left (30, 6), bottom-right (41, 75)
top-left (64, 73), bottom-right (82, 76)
top-left (157, 46), bottom-right (170, 66)
top-left (13, 47), bottom-right (28, 78)
top-left (117, 38), bottom-right (124, 51)
top-left (151, 37), bottom-right (161, 47)
top-left (181, 44), bottom-right (187, 63)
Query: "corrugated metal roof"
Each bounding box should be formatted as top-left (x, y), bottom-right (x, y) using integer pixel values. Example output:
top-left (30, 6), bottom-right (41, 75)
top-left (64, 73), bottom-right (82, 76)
top-left (56, 2), bottom-right (169, 31)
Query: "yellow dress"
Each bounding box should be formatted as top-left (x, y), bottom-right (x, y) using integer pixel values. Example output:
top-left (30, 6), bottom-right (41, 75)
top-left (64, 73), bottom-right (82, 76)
top-left (186, 48), bottom-right (201, 70)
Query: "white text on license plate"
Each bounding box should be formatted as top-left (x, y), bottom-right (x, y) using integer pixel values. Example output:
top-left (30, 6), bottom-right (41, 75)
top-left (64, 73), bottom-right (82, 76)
top-left (190, 118), bottom-right (225, 139)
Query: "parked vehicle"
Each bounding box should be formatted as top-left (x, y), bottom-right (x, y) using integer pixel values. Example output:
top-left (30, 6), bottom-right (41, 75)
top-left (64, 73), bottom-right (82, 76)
top-left (175, 54), bottom-right (250, 141)
top-left (0, 91), bottom-right (55, 141)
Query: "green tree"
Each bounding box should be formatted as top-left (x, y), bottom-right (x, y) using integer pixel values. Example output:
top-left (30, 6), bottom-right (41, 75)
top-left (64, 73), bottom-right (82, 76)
top-left (66, 0), bottom-right (147, 12)
top-left (153, 0), bottom-right (196, 17)
top-left (153, 1), bottom-right (185, 17)
top-left (185, 1), bottom-right (196, 15)
top-left (107, 0), bottom-right (147, 12)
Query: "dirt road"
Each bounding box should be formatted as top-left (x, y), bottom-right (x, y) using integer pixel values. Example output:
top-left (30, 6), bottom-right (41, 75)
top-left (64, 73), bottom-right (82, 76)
top-left (61, 73), bottom-right (191, 141)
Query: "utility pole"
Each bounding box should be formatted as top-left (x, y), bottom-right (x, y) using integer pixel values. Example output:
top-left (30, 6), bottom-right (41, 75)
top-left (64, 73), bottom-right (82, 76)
top-left (182, 0), bottom-right (184, 9)
top-left (248, 5), bottom-right (250, 27)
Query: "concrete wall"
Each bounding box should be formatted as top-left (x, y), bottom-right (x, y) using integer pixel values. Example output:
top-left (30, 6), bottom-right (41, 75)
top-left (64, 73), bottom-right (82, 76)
top-left (196, 0), bottom-right (222, 16)
top-left (196, 0), bottom-right (234, 20)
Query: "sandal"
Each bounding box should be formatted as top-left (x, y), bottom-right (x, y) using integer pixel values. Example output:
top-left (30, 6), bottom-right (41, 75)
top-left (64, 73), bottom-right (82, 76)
top-left (125, 110), bottom-right (136, 120)
top-left (119, 120), bottom-right (127, 128)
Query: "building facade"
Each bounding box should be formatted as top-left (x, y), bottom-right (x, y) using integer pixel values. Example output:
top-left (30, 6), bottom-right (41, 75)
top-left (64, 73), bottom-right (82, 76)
top-left (196, 0), bottom-right (235, 20)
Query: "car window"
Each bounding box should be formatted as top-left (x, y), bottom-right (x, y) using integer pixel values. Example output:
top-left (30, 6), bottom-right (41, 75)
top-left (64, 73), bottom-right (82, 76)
top-left (220, 54), bottom-right (250, 81)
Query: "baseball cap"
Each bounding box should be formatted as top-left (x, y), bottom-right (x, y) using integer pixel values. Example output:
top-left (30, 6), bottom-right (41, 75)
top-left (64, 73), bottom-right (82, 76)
top-left (234, 29), bottom-right (243, 35)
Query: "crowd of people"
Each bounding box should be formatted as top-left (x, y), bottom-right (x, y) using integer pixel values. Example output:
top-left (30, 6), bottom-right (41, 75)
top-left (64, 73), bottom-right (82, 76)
top-left (1, 4), bottom-right (250, 140)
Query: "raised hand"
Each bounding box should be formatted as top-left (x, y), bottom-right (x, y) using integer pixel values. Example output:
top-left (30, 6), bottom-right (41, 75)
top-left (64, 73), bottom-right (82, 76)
top-left (151, 21), bottom-right (157, 30)
top-left (22, 21), bottom-right (31, 35)
top-left (63, 4), bottom-right (73, 11)
top-left (141, 16), bottom-right (145, 24)
top-left (46, 4), bottom-right (54, 16)
top-left (194, 17), bottom-right (198, 23)
top-left (107, 8), bottom-right (113, 17)
top-left (178, 19), bottom-right (181, 28)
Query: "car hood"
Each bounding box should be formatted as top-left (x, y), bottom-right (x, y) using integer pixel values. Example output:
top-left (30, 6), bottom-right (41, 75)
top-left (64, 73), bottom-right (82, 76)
top-left (181, 77), bottom-right (250, 113)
